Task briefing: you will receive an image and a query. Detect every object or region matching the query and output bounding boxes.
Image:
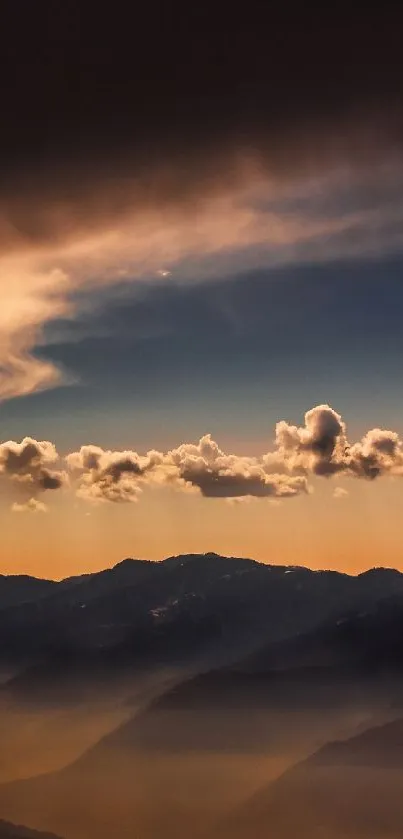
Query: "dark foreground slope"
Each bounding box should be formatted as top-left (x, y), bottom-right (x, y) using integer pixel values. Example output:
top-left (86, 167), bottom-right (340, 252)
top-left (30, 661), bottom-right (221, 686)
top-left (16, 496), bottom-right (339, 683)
top-left (0, 821), bottom-right (62, 839)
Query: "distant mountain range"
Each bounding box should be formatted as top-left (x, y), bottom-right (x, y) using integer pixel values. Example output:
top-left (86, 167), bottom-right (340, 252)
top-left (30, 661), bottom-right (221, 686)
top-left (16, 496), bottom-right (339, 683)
top-left (2, 554), bottom-right (403, 837)
top-left (2, 554), bottom-right (403, 703)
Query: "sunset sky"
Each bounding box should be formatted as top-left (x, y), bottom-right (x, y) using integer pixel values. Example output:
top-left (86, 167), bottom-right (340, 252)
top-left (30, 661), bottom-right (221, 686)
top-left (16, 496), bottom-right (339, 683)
top-left (1, 5), bottom-right (403, 577)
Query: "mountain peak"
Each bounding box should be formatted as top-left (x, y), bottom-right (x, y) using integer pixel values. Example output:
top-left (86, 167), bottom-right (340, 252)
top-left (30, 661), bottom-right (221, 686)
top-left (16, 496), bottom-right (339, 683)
top-left (358, 566), bottom-right (402, 578)
top-left (163, 552), bottom-right (257, 565)
top-left (111, 557), bottom-right (149, 570)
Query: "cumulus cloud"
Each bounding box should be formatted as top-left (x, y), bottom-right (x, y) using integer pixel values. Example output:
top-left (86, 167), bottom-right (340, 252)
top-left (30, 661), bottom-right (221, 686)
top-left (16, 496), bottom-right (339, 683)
top-left (276, 405), bottom-right (403, 480)
top-left (3, 404), bottom-right (403, 509)
top-left (63, 406), bottom-right (403, 506)
top-left (165, 434), bottom-right (308, 499)
top-left (348, 428), bottom-right (403, 479)
top-left (66, 434), bottom-right (308, 503)
top-left (0, 437), bottom-right (66, 506)
top-left (11, 498), bottom-right (48, 514)
top-left (275, 404), bottom-right (349, 476)
top-left (66, 445), bottom-right (163, 502)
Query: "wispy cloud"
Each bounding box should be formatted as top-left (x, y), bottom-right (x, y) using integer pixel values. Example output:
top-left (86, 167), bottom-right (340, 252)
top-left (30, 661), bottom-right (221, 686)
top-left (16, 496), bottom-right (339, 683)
top-left (333, 487), bottom-right (349, 499)
top-left (2, 156), bottom-right (403, 401)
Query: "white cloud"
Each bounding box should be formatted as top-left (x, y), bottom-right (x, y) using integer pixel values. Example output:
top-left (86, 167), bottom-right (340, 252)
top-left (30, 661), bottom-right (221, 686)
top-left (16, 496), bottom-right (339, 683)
top-left (333, 486), bottom-right (349, 499)
top-left (11, 497), bottom-right (48, 514)
top-left (3, 404), bottom-right (403, 510)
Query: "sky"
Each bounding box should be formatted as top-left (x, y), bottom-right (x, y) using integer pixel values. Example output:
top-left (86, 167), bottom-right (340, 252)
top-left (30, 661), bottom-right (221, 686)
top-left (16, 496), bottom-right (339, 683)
top-left (1, 3), bottom-right (403, 577)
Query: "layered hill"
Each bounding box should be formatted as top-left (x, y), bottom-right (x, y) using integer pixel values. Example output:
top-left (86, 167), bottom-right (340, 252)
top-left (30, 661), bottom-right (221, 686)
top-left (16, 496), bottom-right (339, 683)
top-left (216, 717), bottom-right (403, 838)
top-left (2, 560), bottom-right (403, 838)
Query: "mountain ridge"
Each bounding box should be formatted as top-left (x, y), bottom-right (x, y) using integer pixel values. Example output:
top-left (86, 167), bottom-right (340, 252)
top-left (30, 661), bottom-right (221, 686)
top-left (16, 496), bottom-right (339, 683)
top-left (3, 554), bottom-right (402, 586)
top-left (2, 554), bottom-right (403, 706)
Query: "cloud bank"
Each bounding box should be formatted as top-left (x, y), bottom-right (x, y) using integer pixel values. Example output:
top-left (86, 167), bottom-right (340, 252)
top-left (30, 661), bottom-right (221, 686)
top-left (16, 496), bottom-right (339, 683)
top-left (3, 404), bottom-right (403, 510)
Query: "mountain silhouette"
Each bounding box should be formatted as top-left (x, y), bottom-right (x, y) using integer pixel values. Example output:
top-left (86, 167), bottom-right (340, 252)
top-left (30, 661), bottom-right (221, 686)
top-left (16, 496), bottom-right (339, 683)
top-left (2, 555), bottom-right (403, 705)
top-left (0, 821), bottom-right (62, 839)
top-left (0, 577), bottom-right (56, 610)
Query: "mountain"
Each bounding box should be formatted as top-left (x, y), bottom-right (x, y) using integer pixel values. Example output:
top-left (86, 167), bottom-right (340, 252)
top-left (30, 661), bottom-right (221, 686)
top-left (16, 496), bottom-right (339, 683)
top-left (149, 580), bottom-right (403, 717)
top-left (2, 555), bottom-right (403, 704)
top-left (235, 584), bottom-right (403, 707)
top-left (0, 621), bottom-right (399, 839)
top-left (0, 576), bottom-right (56, 611)
top-left (2, 555), bottom-right (403, 837)
top-left (216, 717), bottom-right (403, 838)
top-left (0, 695), bottom-right (370, 839)
top-left (2, 557), bottom-right (403, 837)
top-left (0, 665), bottom-right (394, 839)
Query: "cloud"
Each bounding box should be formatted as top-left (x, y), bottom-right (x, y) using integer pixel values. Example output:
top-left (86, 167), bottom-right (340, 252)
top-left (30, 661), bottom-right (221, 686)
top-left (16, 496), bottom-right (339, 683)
top-left (2, 154), bottom-right (403, 402)
top-left (276, 406), bottom-right (403, 480)
top-left (348, 428), bottom-right (403, 479)
top-left (1, 2), bottom-right (403, 405)
top-left (3, 404), bottom-right (403, 509)
top-left (333, 487), bottom-right (349, 499)
top-left (61, 405), bottom-right (403, 506)
top-left (275, 405), bottom-right (348, 476)
top-left (165, 434), bottom-right (308, 499)
top-left (66, 445), bottom-right (163, 503)
top-left (0, 438), bottom-right (66, 503)
top-left (66, 434), bottom-right (308, 503)
top-left (11, 497), bottom-right (48, 514)
top-left (3, 4), bottom-right (403, 202)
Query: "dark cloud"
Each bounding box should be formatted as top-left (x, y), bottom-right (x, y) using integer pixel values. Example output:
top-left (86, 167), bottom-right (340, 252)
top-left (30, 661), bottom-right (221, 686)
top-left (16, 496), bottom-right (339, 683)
top-left (1, 2), bottom-right (403, 204)
top-left (39, 470), bottom-right (65, 491)
top-left (276, 405), bottom-right (348, 476)
top-left (276, 406), bottom-right (403, 479)
top-left (0, 437), bottom-right (66, 497)
top-left (1, 5), bottom-right (403, 409)
top-left (349, 429), bottom-right (402, 480)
